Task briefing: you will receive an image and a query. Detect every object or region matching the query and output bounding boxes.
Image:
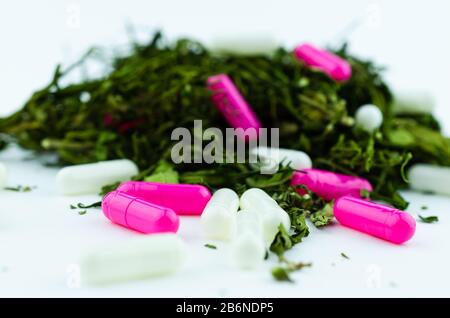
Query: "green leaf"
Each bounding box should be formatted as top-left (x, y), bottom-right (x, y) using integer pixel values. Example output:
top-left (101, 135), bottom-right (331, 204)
top-left (271, 267), bottom-right (293, 282)
top-left (418, 215), bottom-right (439, 224)
top-left (310, 202), bottom-right (334, 228)
top-left (144, 160), bottom-right (179, 183)
top-left (270, 224), bottom-right (293, 257)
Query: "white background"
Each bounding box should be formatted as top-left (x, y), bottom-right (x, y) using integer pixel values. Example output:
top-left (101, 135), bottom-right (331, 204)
top-left (1, 0), bottom-right (450, 297)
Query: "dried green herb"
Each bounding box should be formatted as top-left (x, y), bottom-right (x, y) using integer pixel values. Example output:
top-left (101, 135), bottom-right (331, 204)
top-left (341, 252), bottom-right (350, 259)
top-left (271, 267), bottom-right (293, 282)
top-left (272, 258), bottom-right (312, 282)
top-left (1, 32), bottom-right (449, 257)
top-left (418, 215), bottom-right (439, 224)
top-left (70, 201), bottom-right (101, 215)
top-left (310, 202), bottom-right (334, 227)
top-left (4, 185), bottom-right (35, 192)
top-left (204, 244), bottom-right (217, 249)
top-left (76, 201), bottom-right (102, 209)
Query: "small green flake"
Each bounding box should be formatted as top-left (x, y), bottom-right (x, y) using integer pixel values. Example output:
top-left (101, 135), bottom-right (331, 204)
top-left (418, 215), bottom-right (439, 223)
top-left (4, 185), bottom-right (36, 192)
top-left (272, 267), bottom-right (293, 283)
top-left (272, 258), bottom-right (312, 283)
top-left (341, 252), bottom-right (350, 260)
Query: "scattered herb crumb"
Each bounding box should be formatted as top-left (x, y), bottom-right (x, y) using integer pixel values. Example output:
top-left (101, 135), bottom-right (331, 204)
top-left (360, 189), bottom-right (371, 199)
top-left (76, 201), bottom-right (102, 209)
top-left (272, 257), bottom-right (312, 282)
top-left (421, 205), bottom-right (428, 210)
top-left (204, 244), bottom-right (217, 249)
top-left (310, 202), bottom-right (334, 228)
top-left (70, 201), bottom-right (102, 214)
top-left (341, 252), bottom-right (350, 260)
top-left (4, 185), bottom-right (36, 192)
top-left (418, 215), bottom-right (439, 223)
top-left (272, 267), bottom-right (293, 282)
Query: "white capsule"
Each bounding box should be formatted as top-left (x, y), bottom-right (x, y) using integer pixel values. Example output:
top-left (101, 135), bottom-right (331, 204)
top-left (230, 210), bottom-right (266, 270)
top-left (56, 159), bottom-right (138, 195)
top-left (201, 188), bottom-right (239, 240)
top-left (355, 104), bottom-right (383, 133)
top-left (0, 162), bottom-right (7, 188)
top-left (250, 146), bottom-right (312, 173)
top-left (393, 90), bottom-right (435, 114)
top-left (81, 234), bottom-right (186, 285)
top-left (208, 33), bottom-right (279, 56)
top-left (240, 188), bottom-right (291, 245)
top-left (407, 164), bottom-right (450, 196)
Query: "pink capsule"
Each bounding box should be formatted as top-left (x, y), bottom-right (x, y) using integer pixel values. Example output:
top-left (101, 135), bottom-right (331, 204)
top-left (102, 191), bottom-right (179, 234)
top-left (334, 196), bottom-right (416, 244)
top-left (294, 43), bottom-right (352, 82)
top-left (291, 169), bottom-right (373, 201)
top-left (207, 74), bottom-right (262, 141)
top-left (117, 181), bottom-right (212, 216)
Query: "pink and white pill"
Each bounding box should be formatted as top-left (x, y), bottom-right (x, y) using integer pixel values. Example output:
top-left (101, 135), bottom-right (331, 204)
top-left (117, 181), bottom-right (211, 216)
top-left (294, 43), bottom-right (352, 82)
top-left (102, 191), bottom-right (179, 234)
top-left (207, 74), bottom-right (262, 141)
top-left (291, 169), bottom-right (372, 201)
top-left (334, 196), bottom-right (416, 244)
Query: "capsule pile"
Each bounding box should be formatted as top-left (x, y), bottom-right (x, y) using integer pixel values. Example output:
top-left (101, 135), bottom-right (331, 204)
top-left (2, 41), bottom-right (435, 286)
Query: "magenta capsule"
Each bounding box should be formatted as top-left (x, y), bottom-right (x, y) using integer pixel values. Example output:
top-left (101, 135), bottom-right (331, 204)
top-left (117, 181), bottom-right (212, 216)
top-left (294, 43), bottom-right (352, 82)
top-left (207, 74), bottom-right (262, 141)
top-left (102, 191), bottom-right (179, 234)
top-left (291, 169), bottom-right (373, 201)
top-left (334, 196), bottom-right (416, 244)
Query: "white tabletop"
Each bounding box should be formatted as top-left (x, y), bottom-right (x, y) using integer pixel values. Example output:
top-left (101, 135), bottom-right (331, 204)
top-left (0, 146), bottom-right (448, 297)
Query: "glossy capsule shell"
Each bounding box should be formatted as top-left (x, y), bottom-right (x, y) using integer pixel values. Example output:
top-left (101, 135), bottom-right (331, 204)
top-left (393, 90), bottom-right (435, 114)
top-left (116, 181), bottom-right (212, 215)
top-left (294, 43), bottom-right (352, 82)
top-left (231, 209), bottom-right (266, 270)
top-left (334, 196), bottom-right (416, 244)
top-left (56, 159), bottom-right (138, 195)
top-left (240, 188), bottom-right (291, 245)
top-left (207, 74), bottom-right (262, 141)
top-left (81, 234), bottom-right (186, 285)
top-left (291, 169), bottom-right (373, 201)
top-left (250, 146), bottom-right (312, 172)
top-left (407, 164), bottom-right (450, 196)
top-left (102, 191), bottom-right (179, 234)
top-left (355, 104), bottom-right (383, 133)
top-left (209, 33), bottom-right (279, 56)
top-left (201, 188), bottom-right (239, 240)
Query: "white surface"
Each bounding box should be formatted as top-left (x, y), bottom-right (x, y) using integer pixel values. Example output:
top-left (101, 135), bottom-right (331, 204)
top-left (0, 146), bottom-right (449, 297)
